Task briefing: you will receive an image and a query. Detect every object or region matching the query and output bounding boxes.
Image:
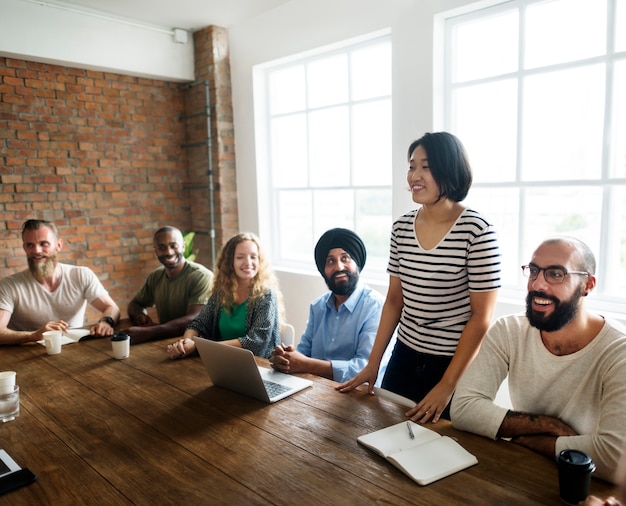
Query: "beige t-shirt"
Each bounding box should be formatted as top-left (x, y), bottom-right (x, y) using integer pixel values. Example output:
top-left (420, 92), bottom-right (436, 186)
top-left (0, 264), bottom-right (108, 330)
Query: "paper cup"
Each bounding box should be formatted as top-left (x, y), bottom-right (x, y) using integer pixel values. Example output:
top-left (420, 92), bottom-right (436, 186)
top-left (557, 449), bottom-right (596, 505)
top-left (111, 333), bottom-right (130, 359)
top-left (43, 330), bottom-right (62, 355)
top-left (0, 371), bottom-right (16, 395)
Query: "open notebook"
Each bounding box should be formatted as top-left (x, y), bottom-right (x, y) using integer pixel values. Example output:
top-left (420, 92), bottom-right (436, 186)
top-left (358, 421), bottom-right (477, 486)
top-left (36, 328), bottom-right (92, 347)
top-left (192, 337), bottom-right (312, 403)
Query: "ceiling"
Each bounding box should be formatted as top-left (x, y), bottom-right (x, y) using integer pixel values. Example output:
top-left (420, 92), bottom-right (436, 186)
top-left (45, 0), bottom-right (292, 30)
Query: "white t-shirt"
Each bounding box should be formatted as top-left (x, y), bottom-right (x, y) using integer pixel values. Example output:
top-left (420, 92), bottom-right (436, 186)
top-left (0, 264), bottom-right (108, 330)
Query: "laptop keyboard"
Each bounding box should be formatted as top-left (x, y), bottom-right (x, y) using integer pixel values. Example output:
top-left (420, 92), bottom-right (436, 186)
top-left (263, 380), bottom-right (291, 397)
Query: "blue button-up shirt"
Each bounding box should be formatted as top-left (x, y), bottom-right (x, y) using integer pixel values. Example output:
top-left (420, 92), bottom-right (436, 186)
top-left (296, 282), bottom-right (385, 382)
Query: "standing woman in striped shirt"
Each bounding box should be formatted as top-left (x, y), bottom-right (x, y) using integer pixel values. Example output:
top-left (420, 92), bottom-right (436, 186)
top-left (337, 132), bottom-right (501, 423)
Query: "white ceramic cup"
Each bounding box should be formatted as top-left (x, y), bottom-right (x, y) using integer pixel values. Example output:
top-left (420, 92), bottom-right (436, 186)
top-left (43, 330), bottom-right (63, 355)
top-left (111, 333), bottom-right (130, 359)
top-left (0, 371), bottom-right (16, 395)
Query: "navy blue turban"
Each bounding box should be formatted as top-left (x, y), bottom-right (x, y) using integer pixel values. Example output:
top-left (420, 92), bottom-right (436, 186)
top-left (314, 228), bottom-right (366, 275)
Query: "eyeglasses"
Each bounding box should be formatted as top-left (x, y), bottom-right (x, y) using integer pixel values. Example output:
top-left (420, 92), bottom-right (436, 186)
top-left (521, 265), bottom-right (589, 284)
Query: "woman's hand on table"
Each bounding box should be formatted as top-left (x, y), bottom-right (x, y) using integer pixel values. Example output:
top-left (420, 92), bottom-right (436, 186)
top-left (166, 337), bottom-right (196, 360)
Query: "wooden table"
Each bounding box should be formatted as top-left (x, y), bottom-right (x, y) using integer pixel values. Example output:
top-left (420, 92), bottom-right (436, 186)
top-left (0, 338), bottom-right (618, 505)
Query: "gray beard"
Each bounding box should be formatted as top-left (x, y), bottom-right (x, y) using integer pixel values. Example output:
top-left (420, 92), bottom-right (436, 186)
top-left (29, 255), bottom-right (57, 282)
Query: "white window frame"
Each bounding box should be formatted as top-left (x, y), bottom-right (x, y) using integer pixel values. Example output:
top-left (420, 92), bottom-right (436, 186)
top-left (253, 30), bottom-right (393, 280)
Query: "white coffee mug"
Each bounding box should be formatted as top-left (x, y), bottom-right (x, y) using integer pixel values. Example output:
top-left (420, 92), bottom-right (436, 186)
top-left (43, 330), bottom-right (62, 355)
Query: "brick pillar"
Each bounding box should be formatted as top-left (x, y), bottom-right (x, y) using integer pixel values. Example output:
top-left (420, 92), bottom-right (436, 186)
top-left (183, 26), bottom-right (238, 270)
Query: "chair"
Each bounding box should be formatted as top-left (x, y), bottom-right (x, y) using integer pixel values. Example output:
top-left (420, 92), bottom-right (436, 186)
top-left (280, 323), bottom-right (295, 346)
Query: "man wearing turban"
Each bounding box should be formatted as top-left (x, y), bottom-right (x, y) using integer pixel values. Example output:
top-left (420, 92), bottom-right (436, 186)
top-left (270, 228), bottom-right (386, 382)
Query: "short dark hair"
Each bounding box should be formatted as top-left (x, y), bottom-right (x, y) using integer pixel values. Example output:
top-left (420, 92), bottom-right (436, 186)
top-left (154, 226), bottom-right (183, 241)
top-left (21, 219), bottom-right (59, 239)
top-left (407, 132), bottom-right (473, 202)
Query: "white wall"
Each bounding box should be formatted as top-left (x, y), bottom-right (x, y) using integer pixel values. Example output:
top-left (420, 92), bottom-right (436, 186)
top-left (0, 0), bottom-right (194, 81)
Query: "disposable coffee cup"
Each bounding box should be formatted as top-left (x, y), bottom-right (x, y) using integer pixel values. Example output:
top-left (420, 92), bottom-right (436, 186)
top-left (43, 330), bottom-right (62, 355)
top-left (111, 332), bottom-right (130, 359)
top-left (557, 449), bottom-right (596, 505)
top-left (0, 385), bottom-right (20, 423)
top-left (0, 371), bottom-right (16, 395)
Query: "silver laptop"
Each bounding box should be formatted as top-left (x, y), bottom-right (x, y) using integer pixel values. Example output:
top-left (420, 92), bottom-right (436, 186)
top-left (192, 337), bottom-right (312, 403)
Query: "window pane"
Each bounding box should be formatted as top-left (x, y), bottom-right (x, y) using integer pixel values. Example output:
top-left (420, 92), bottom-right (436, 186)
top-left (452, 9), bottom-right (518, 82)
top-left (525, 0), bottom-right (607, 68)
top-left (352, 99), bottom-right (392, 186)
top-left (464, 188), bottom-right (520, 287)
top-left (611, 60), bottom-right (626, 178)
top-left (521, 64), bottom-right (605, 181)
top-left (453, 80), bottom-right (518, 182)
top-left (605, 186), bottom-right (626, 297)
top-left (522, 187), bottom-right (602, 266)
top-left (278, 190), bottom-right (313, 262)
top-left (269, 66), bottom-right (305, 114)
top-left (355, 188), bottom-right (393, 275)
top-left (307, 54), bottom-right (348, 109)
top-left (617, 0), bottom-right (626, 52)
top-left (272, 114), bottom-right (307, 188)
top-left (309, 106), bottom-right (350, 187)
top-left (351, 40), bottom-right (391, 100)
top-left (313, 190), bottom-right (354, 238)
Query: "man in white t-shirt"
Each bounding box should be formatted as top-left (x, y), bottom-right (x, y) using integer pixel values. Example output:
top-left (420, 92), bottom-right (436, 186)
top-left (451, 237), bottom-right (626, 483)
top-left (0, 219), bottom-right (120, 345)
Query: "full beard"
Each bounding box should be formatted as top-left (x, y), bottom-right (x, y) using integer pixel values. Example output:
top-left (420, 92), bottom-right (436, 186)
top-left (325, 270), bottom-right (359, 296)
top-left (525, 286), bottom-right (583, 332)
top-left (28, 254), bottom-right (58, 282)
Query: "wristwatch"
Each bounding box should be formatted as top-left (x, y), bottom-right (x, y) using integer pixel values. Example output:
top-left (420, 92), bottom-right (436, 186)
top-left (99, 316), bottom-right (115, 328)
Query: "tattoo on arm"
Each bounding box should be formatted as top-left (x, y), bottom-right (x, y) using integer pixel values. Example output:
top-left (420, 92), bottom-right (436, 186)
top-left (505, 411), bottom-right (540, 423)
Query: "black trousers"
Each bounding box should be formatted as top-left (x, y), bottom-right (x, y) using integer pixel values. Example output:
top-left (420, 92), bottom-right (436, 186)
top-left (381, 339), bottom-right (453, 420)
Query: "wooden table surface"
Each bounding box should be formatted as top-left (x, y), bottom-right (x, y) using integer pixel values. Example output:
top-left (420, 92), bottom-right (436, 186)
top-left (0, 337), bottom-right (618, 505)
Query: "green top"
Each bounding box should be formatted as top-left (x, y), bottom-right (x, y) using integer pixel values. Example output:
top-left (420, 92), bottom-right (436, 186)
top-left (133, 261), bottom-right (213, 324)
top-left (218, 300), bottom-right (248, 340)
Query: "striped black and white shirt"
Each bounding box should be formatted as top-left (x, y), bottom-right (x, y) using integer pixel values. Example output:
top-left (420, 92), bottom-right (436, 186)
top-left (388, 208), bottom-right (501, 356)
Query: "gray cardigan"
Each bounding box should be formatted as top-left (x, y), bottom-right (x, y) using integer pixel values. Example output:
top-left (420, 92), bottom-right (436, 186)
top-left (186, 289), bottom-right (280, 358)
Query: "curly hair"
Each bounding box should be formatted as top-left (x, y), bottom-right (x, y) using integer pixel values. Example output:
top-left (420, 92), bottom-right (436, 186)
top-left (212, 232), bottom-right (285, 322)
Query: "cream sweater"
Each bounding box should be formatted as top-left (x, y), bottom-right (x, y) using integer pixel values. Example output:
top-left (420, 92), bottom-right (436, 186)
top-left (451, 314), bottom-right (626, 482)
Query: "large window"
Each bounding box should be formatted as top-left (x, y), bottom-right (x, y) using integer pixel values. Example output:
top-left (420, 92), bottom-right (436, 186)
top-left (443, 0), bottom-right (626, 313)
top-left (255, 34), bottom-right (392, 277)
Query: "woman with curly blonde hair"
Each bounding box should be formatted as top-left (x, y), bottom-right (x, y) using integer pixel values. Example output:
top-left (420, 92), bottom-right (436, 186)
top-left (166, 232), bottom-right (284, 359)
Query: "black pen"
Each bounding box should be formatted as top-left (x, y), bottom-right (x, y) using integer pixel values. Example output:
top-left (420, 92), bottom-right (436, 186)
top-left (407, 421), bottom-right (414, 439)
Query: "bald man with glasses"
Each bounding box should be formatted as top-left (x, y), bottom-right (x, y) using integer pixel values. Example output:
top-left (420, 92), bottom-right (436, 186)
top-left (451, 236), bottom-right (626, 484)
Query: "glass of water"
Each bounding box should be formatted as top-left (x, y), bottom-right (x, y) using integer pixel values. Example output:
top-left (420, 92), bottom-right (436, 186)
top-left (0, 385), bottom-right (19, 422)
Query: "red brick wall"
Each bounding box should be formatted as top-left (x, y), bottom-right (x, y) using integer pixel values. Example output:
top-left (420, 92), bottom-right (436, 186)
top-left (0, 26), bottom-right (238, 326)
